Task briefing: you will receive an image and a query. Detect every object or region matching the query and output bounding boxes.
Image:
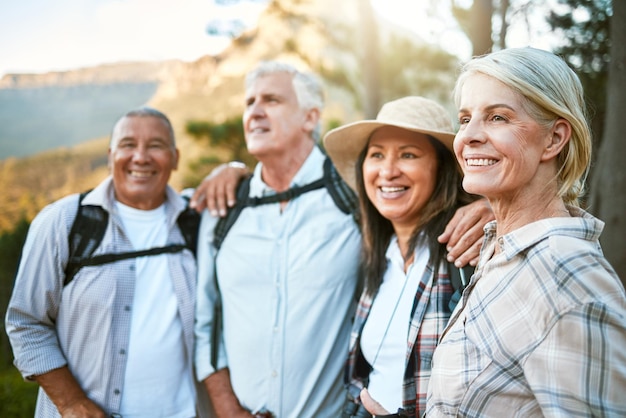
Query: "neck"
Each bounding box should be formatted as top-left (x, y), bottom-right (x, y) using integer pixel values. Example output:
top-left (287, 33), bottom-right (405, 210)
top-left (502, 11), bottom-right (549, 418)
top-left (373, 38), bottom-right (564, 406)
top-left (259, 141), bottom-right (315, 192)
top-left (490, 192), bottom-right (569, 238)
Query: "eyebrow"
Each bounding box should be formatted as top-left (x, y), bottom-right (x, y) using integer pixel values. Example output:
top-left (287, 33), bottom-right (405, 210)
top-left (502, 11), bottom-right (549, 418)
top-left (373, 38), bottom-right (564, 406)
top-left (458, 103), bottom-right (517, 114)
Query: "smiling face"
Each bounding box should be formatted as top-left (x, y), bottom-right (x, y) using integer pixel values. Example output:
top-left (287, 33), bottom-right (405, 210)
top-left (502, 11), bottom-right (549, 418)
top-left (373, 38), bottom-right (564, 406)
top-left (362, 126), bottom-right (438, 231)
top-left (242, 71), bottom-right (317, 162)
top-left (108, 115), bottom-right (179, 210)
top-left (454, 73), bottom-right (559, 205)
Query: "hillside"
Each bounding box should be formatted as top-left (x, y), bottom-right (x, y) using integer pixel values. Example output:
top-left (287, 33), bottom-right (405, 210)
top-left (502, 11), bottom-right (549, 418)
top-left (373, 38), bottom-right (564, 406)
top-left (0, 0), bottom-right (459, 234)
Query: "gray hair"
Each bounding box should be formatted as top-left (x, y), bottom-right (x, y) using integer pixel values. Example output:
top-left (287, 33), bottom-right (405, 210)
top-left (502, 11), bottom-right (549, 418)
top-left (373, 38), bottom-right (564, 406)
top-left (246, 61), bottom-right (325, 141)
top-left (453, 47), bottom-right (591, 206)
top-left (111, 106), bottom-right (176, 148)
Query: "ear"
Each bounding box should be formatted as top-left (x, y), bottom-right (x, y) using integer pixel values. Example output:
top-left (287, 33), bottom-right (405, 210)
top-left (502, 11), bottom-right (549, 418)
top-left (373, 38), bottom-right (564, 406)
top-left (302, 108), bottom-right (320, 135)
top-left (541, 118), bottom-right (571, 162)
top-left (172, 148), bottom-right (180, 170)
top-left (107, 148), bottom-right (113, 171)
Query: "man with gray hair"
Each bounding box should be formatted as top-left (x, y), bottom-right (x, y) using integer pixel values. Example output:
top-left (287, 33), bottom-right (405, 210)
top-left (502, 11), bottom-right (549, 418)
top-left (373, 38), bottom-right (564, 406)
top-left (6, 107), bottom-right (209, 417)
top-left (194, 61), bottom-right (362, 418)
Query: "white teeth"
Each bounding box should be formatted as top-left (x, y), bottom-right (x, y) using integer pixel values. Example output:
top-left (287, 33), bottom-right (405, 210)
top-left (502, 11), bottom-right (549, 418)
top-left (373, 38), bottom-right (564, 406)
top-left (130, 171), bottom-right (151, 178)
top-left (252, 128), bottom-right (267, 133)
top-left (380, 186), bottom-right (405, 193)
top-left (466, 158), bottom-right (497, 166)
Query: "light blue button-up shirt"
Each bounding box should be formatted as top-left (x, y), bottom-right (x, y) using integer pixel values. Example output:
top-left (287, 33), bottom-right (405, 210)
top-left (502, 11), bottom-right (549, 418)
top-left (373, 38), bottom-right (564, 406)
top-left (195, 147), bottom-right (361, 418)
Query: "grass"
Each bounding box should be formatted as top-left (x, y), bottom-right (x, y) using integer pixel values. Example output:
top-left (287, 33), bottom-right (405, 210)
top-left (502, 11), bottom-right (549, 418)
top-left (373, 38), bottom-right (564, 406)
top-left (0, 367), bottom-right (38, 417)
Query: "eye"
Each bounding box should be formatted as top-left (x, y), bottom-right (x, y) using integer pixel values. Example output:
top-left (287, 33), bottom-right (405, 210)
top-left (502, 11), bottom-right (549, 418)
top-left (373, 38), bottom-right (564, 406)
top-left (458, 116), bottom-right (470, 125)
top-left (149, 141), bottom-right (167, 149)
top-left (491, 114), bottom-right (507, 122)
top-left (367, 151), bottom-right (383, 159)
top-left (401, 152), bottom-right (417, 159)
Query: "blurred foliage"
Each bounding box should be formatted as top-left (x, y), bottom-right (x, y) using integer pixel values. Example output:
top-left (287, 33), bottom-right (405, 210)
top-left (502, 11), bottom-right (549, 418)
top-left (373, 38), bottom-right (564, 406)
top-left (547, 0), bottom-right (612, 152)
top-left (0, 217), bottom-right (35, 415)
top-left (186, 117), bottom-right (256, 180)
top-left (0, 367), bottom-right (37, 417)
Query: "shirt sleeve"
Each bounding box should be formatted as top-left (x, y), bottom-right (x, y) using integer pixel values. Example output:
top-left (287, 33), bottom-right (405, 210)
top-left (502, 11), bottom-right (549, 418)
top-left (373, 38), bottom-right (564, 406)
top-left (524, 297), bottom-right (626, 417)
top-left (194, 210), bottom-right (228, 382)
top-left (5, 197), bottom-right (75, 379)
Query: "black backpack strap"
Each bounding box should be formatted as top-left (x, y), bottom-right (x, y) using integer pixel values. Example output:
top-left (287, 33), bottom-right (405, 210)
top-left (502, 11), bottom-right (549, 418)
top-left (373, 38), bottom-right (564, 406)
top-left (177, 194), bottom-right (201, 256)
top-left (65, 191), bottom-right (109, 286)
top-left (65, 191), bottom-right (200, 287)
top-left (323, 157), bottom-right (359, 221)
top-left (213, 176), bottom-right (252, 250)
top-left (448, 263), bottom-right (474, 312)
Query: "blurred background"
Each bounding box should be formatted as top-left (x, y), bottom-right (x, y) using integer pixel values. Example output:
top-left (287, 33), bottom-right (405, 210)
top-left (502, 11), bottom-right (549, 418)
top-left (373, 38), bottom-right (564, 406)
top-left (0, 0), bottom-right (622, 414)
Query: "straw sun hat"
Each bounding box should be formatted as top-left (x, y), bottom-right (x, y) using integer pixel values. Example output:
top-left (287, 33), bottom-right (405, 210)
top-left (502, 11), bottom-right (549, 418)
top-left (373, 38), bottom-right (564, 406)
top-left (323, 96), bottom-right (456, 190)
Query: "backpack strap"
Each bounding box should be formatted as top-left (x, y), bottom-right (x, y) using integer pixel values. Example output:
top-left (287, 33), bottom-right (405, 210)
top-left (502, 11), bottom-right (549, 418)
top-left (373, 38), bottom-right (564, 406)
top-left (213, 176), bottom-right (252, 250)
top-left (210, 157), bottom-right (357, 368)
top-left (177, 194), bottom-right (201, 255)
top-left (65, 192), bottom-right (109, 286)
top-left (64, 190), bottom-right (199, 287)
top-left (322, 157), bottom-right (359, 222)
top-left (448, 263), bottom-right (474, 312)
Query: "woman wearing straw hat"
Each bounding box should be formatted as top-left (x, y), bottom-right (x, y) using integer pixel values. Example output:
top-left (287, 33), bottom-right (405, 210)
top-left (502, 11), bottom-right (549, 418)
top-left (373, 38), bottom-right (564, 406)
top-left (324, 96), bottom-right (480, 418)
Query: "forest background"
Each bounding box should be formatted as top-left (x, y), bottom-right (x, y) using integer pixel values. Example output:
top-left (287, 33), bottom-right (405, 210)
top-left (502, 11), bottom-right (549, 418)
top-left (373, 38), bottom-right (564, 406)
top-left (0, 0), bottom-right (622, 415)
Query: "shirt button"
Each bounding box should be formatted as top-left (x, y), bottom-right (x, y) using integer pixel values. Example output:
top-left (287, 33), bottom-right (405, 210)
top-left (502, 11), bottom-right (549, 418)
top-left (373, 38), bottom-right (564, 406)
top-left (119, 349), bottom-right (126, 355)
top-left (273, 327), bottom-right (278, 333)
top-left (129, 265), bottom-right (135, 271)
top-left (124, 306), bottom-right (131, 311)
top-left (114, 389), bottom-right (120, 395)
top-left (271, 370), bottom-right (277, 377)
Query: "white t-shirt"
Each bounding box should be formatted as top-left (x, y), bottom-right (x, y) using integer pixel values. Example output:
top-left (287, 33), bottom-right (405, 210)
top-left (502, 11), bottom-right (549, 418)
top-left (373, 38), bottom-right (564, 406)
top-left (116, 201), bottom-right (195, 418)
top-left (360, 237), bottom-right (429, 413)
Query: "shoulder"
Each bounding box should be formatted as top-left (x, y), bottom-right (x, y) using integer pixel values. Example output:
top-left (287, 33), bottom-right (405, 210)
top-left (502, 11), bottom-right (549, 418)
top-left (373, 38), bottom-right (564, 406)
top-left (533, 230), bottom-right (624, 310)
top-left (30, 193), bottom-right (81, 233)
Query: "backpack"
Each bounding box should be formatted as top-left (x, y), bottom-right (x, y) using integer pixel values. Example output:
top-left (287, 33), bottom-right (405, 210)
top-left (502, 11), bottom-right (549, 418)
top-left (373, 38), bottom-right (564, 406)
top-left (213, 156), bottom-right (359, 250)
top-left (63, 191), bottom-right (200, 286)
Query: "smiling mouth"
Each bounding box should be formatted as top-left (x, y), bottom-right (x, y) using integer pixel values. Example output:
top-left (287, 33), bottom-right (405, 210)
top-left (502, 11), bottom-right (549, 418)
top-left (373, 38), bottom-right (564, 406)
top-left (129, 170), bottom-right (153, 178)
top-left (380, 186), bottom-right (407, 193)
top-left (250, 127), bottom-right (269, 134)
top-left (466, 158), bottom-right (497, 166)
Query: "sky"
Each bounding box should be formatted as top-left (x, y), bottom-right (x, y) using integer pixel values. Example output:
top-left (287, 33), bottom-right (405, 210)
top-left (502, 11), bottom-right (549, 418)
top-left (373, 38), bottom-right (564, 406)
top-left (0, 0), bottom-right (554, 78)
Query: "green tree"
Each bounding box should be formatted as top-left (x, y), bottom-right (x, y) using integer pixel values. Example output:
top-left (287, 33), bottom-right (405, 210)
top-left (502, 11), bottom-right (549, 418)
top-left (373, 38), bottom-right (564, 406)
top-left (186, 117), bottom-right (253, 165)
top-left (0, 216), bottom-right (30, 369)
top-left (547, 0), bottom-right (611, 157)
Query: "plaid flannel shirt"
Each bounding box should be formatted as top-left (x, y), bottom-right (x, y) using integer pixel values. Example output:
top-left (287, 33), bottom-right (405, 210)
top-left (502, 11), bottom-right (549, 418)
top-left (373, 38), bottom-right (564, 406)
top-left (426, 207), bottom-right (626, 417)
top-left (345, 249), bottom-right (454, 418)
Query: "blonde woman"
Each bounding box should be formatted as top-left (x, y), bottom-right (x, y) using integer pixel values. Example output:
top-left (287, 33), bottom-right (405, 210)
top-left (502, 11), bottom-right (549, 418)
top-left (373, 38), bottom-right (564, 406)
top-left (426, 47), bottom-right (626, 417)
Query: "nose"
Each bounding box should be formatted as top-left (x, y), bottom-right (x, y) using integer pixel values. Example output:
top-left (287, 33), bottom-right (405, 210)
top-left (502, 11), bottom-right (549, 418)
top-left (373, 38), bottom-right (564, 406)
top-left (131, 144), bottom-right (150, 163)
top-left (456, 118), bottom-right (487, 146)
top-left (245, 99), bottom-right (265, 120)
top-left (379, 155), bottom-right (400, 179)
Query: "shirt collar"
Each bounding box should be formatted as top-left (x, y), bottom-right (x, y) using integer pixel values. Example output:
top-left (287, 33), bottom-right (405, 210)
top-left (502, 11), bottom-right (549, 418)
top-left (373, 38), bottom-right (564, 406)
top-left (250, 146), bottom-right (325, 197)
top-left (483, 206), bottom-right (604, 260)
top-left (81, 176), bottom-right (185, 217)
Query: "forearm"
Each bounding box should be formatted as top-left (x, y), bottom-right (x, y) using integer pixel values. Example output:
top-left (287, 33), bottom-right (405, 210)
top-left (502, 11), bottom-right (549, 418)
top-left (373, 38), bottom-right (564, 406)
top-left (203, 368), bottom-right (252, 418)
top-left (34, 366), bottom-right (106, 417)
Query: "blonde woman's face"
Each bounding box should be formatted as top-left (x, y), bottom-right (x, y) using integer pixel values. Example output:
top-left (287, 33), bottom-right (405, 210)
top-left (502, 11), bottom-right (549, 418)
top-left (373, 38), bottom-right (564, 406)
top-left (453, 74), bottom-right (555, 203)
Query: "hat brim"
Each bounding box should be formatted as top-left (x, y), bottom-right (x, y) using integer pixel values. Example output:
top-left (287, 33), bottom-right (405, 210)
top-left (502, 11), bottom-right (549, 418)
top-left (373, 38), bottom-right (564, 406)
top-left (323, 119), bottom-right (456, 190)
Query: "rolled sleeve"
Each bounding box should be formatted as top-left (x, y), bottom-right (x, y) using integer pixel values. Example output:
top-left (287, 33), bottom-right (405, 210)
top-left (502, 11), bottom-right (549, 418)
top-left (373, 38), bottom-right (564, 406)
top-left (5, 197), bottom-right (74, 379)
